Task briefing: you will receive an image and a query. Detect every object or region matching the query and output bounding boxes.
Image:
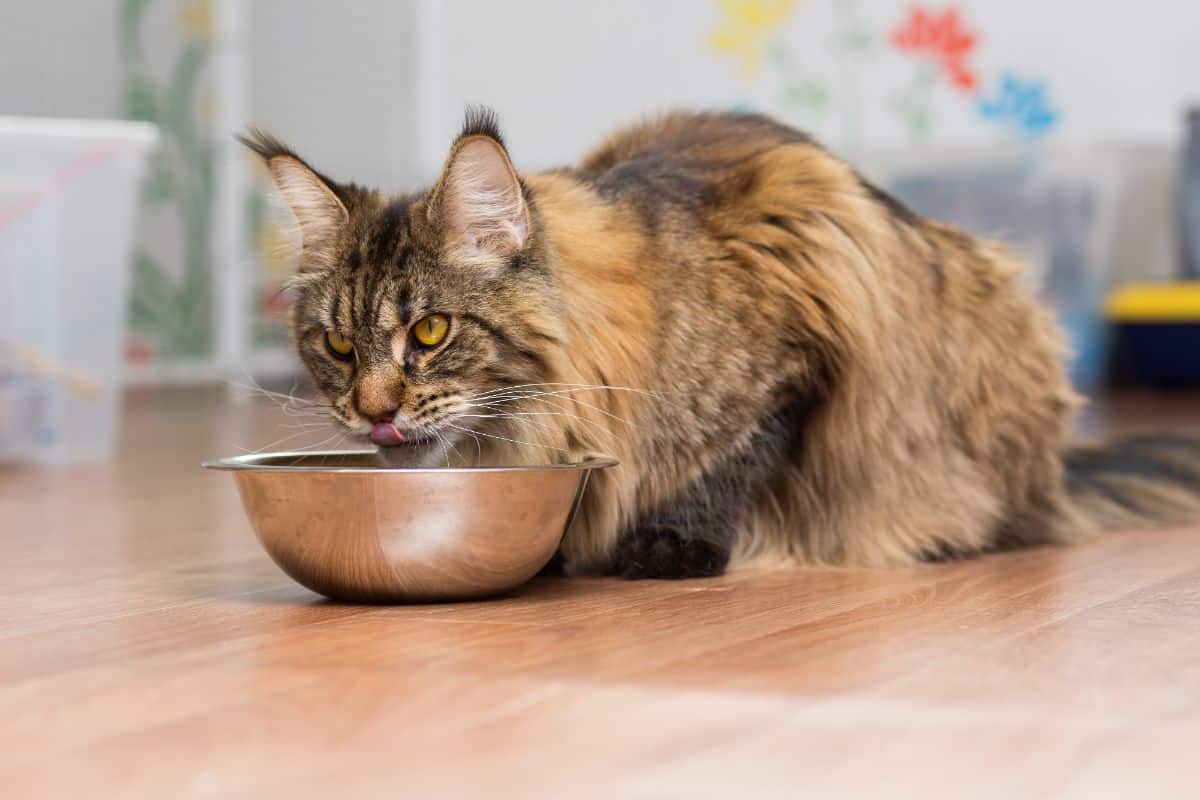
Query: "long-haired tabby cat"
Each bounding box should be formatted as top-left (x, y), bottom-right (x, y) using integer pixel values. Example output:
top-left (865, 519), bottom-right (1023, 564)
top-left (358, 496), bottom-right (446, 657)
top-left (241, 108), bottom-right (1200, 579)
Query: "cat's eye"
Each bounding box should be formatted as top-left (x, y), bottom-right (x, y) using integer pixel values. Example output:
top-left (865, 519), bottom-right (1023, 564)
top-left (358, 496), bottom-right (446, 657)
top-left (413, 314), bottom-right (449, 347)
top-left (325, 329), bottom-right (354, 359)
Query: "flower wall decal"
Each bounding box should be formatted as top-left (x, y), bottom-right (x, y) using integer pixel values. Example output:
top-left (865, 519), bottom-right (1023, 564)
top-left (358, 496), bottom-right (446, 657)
top-left (977, 72), bottom-right (1060, 140)
top-left (121, 0), bottom-right (216, 359)
top-left (888, 4), bottom-right (981, 141)
top-left (709, 0), bottom-right (800, 81)
top-left (179, 0), bottom-right (213, 41)
top-left (890, 5), bottom-right (978, 92)
top-left (711, 0), bottom-right (877, 149)
top-left (711, 1), bottom-right (1063, 146)
top-left (247, 176), bottom-right (298, 347)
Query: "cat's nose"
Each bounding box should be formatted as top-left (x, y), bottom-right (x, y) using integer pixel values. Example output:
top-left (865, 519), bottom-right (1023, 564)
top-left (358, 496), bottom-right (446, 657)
top-left (355, 370), bottom-right (401, 423)
top-left (362, 405), bottom-right (399, 425)
top-left (355, 388), bottom-right (399, 423)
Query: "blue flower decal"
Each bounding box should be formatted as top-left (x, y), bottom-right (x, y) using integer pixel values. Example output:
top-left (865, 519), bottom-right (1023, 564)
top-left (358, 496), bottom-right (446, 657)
top-left (977, 72), bottom-right (1060, 140)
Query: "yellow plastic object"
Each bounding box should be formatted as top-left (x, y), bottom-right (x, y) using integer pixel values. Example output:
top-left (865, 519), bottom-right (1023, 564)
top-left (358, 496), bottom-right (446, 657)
top-left (1104, 282), bottom-right (1200, 322)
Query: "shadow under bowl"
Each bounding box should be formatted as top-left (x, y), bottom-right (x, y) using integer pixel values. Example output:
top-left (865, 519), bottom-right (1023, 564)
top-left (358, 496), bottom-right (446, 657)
top-left (203, 450), bottom-right (617, 603)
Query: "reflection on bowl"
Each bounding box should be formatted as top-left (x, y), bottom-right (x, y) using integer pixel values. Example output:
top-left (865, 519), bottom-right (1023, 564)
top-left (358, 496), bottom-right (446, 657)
top-left (203, 450), bottom-right (617, 603)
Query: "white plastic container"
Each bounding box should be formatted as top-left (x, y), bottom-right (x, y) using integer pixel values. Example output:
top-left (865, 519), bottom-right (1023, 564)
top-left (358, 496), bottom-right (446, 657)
top-left (0, 117), bottom-right (158, 463)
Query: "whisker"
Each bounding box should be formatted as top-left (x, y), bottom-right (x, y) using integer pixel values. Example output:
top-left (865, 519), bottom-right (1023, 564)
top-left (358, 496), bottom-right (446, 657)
top-left (236, 429), bottom-right (330, 455)
top-left (442, 429), bottom-right (470, 466)
top-left (431, 428), bottom-right (453, 468)
top-left (223, 370), bottom-right (337, 420)
top-left (444, 423), bottom-right (570, 455)
top-left (457, 411), bottom-right (599, 447)
top-left (459, 412), bottom-right (562, 441)
top-left (225, 374), bottom-right (319, 406)
top-left (225, 382), bottom-right (334, 419)
top-left (314, 432), bottom-right (351, 467)
top-left (467, 381), bottom-right (679, 402)
top-left (278, 420), bottom-right (335, 431)
top-left (238, 426), bottom-right (345, 457)
top-left (475, 391), bottom-right (640, 429)
top-left (480, 384), bottom-right (688, 418)
top-left (463, 427), bottom-right (483, 462)
top-left (461, 403), bottom-right (618, 436)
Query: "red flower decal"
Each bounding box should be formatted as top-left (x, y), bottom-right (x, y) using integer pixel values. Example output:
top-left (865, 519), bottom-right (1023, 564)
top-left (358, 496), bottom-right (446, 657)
top-left (891, 5), bottom-right (979, 92)
top-left (258, 286), bottom-right (290, 317)
top-left (125, 335), bottom-right (155, 365)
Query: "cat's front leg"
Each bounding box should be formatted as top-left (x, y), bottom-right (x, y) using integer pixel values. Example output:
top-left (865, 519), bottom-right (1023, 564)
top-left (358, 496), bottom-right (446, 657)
top-left (606, 402), bottom-right (802, 580)
top-left (611, 522), bottom-right (731, 579)
top-left (609, 474), bottom-right (741, 579)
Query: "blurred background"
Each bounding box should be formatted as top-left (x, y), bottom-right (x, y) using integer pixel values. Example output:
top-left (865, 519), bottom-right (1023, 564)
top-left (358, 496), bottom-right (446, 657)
top-left (2, 0), bottom-right (1199, 464)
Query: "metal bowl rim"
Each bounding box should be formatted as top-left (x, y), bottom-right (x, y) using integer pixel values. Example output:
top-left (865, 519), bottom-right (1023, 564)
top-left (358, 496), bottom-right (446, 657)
top-left (202, 449), bottom-right (619, 475)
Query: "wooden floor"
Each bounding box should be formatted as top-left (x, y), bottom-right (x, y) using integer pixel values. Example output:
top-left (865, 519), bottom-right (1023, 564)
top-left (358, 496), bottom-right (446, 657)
top-left (2, 387), bottom-right (1199, 798)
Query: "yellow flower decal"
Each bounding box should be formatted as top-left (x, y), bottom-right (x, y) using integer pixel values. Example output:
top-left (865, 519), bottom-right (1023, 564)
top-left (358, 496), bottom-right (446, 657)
top-left (244, 156), bottom-right (300, 277)
top-left (709, 0), bottom-right (799, 80)
top-left (179, 0), bottom-right (213, 42)
top-left (257, 221), bottom-right (297, 278)
top-left (197, 93), bottom-right (220, 123)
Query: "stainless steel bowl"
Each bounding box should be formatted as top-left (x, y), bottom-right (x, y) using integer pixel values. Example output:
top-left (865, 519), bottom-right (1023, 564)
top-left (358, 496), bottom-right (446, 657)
top-left (203, 451), bottom-right (617, 603)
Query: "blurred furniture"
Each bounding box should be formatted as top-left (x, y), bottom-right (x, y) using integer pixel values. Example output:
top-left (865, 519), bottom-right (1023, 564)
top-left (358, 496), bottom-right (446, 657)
top-left (0, 117), bottom-right (157, 463)
top-left (861, 143), bottom-right (1181, 395)
top-left (1107, 282), bottom-right (1200, 387)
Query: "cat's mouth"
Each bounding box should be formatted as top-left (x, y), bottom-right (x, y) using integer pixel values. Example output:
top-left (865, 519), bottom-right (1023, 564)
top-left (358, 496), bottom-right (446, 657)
top-left (368, 420), bottom-right (453, 448)
top-left (372, 422), bottom-right (453, 448)
top-left (370, 422), bottom-right (410, 447)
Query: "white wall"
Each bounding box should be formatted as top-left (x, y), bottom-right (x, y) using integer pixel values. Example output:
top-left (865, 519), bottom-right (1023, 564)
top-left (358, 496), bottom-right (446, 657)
top-left (428, 0), bottom-right (1200, 174)
top-left (249, 0), bottom-right (418, 190)
top-left (5, 1), bottom-right (1196, 181)
top-left (2, 0), bottom-right (1196, 377)
top-left (0, 1), bottom-right (418, 189)
top-left (439, 0), bottom-right (737, 174)
top-left (0, 2), bottom-right (122, 118)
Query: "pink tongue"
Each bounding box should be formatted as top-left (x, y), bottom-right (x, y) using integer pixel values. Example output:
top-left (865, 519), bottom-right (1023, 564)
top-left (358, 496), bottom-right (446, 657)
top-left (370, 422), bottom-right (407, 447)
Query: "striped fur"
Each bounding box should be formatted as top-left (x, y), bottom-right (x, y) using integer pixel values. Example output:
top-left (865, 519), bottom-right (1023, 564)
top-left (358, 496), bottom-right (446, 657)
top-left (243, 109), bottom-right (1200, 578)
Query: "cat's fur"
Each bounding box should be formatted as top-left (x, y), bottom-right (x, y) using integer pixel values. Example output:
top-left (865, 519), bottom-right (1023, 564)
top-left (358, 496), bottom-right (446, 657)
top-left (242, 108), bottom-right (1200, 578)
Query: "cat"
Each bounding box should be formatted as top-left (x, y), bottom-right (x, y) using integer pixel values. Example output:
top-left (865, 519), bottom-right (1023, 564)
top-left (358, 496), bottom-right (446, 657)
top-left (241, 108), bottom-right (1200, 579)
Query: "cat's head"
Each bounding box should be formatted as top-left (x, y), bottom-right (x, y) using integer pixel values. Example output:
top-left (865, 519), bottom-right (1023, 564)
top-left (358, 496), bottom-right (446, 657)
top-left (242, 109), bottom-right (564, 452)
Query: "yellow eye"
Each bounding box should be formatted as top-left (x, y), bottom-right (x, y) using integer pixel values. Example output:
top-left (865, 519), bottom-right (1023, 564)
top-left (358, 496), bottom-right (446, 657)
top-left (413, 314), bottom-right (449, 347)
top-left (325, 329), bottom-right (354, 357)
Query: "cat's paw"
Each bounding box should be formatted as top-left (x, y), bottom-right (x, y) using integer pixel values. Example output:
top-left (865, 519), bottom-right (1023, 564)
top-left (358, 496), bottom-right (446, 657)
top-left (536, 550), bottom-right (566, 578)
top-left (612, 525), bottom-right (730, 580)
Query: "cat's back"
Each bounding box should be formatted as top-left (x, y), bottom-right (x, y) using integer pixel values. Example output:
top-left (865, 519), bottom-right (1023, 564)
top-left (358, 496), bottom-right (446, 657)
top-left (566, 111), bottom-right (817, 209)
top-left (580, 110), bottom-right (812, 170)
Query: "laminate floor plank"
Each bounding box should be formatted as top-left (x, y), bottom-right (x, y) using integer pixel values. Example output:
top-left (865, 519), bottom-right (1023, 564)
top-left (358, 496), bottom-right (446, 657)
top-left (2, 388), bottom-right (1197, 798)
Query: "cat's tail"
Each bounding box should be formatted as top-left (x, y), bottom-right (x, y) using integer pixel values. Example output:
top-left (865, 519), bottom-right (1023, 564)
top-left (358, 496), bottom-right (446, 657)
top-left (1063, 433), bottom-right (1200, 531)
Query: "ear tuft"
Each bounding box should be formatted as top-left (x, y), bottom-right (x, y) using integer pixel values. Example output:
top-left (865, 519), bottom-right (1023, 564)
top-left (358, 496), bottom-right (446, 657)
top-left (237, 127), bottom-right (297, 163)
top-left (239, 130), bottom-right (348, 272)
top-left (458, 106), bottom-right (506, 148)
top-left (431, 111), bottom-right (528, 267)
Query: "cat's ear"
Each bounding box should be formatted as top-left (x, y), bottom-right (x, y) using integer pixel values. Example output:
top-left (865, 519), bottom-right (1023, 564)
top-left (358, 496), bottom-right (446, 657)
top-left (429, 109), bottom-right (529, 267)
top-left (238, 129), bottom-right (348, 271)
